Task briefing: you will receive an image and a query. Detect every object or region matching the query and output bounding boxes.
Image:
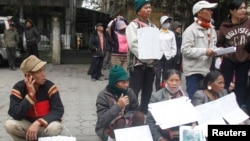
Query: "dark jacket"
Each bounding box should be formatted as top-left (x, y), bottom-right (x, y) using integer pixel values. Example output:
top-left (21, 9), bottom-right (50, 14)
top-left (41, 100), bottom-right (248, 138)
top-left (25, 25), bottom-right (41, 45)
top-left (89, 31), bottom-right (110, 57)
top-left (8, 80), bottom-right (64, 126)
top-left (95, 86), bottom-right (139, 141)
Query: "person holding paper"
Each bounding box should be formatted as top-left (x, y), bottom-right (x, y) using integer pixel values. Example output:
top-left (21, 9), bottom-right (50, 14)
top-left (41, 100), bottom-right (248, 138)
top-left (146, 69), bottom-right (188, 141)
top-left (95, 65), bottom-right (145, 141)
top-left (154, 16), bottom-right (177, 91)
top-left (181, 1), bottom-right (218, 99)
top-left (216, 0), bottom-right (250, 113)
top-left (191, 70), bottom-right (228, 106)
top-left (126, 0), bottom-right (156, 114)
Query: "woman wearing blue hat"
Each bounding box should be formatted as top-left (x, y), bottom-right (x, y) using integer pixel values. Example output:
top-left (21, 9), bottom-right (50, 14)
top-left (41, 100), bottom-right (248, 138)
top-left (95, 65), bottom-right (145, 141)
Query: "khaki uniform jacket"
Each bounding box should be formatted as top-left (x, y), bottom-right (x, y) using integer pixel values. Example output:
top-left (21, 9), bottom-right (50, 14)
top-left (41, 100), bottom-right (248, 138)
top-left (3, 28), bottom-right (19, 48)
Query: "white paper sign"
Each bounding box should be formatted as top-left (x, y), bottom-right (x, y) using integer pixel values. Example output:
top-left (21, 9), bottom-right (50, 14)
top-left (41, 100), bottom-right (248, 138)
top-left (38, 136), bottom-right (76, 141)
top-left (214, 47), bottom-right (236, 56)
top-left (195, 92), bottom-right (248, 125)
top-left (114, 125), bottom-right (153, 141)
top-left (137, 27), bottom-right (162, 59)
top-left (194, 92), bottom-right (249, 136)
top-left (148, 96), bottom-right (199, 129)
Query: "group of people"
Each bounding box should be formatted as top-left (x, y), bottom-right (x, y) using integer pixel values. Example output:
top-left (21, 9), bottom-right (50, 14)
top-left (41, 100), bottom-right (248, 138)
top-left (95, 0), bottom-right (250, 141)
top-left (87, 16), bottom-right (130, 81)
top-left (3, 0), bottom-right (250, 141)
top-left (3, 18), bottom-right (41, 71)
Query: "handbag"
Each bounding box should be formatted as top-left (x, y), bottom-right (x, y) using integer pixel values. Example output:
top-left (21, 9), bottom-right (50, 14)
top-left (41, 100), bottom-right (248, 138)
top-left (38, 126), bottom-right (76, 141)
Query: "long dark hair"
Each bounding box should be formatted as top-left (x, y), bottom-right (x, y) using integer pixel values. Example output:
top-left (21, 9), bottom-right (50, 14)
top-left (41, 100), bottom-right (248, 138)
top-left (198, 70), bottom-right (223, 90)
top-left (228, 0), bottom-right (246, 19)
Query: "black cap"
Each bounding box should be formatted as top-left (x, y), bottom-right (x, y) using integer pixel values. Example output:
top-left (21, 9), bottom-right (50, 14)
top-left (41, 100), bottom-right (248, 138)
top-left (96, 23), bottom-right (103, 27)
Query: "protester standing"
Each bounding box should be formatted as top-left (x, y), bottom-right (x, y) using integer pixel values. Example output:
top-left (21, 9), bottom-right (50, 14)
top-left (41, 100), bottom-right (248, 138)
top-left (216, 0), bottom-right (250, 111)
top-left (171, 21), bottom-right (183, 72)
top-left (24, 19), bottom-right (41, 58)
top-left (108, 16), bottom-right (129, 71)
top-left (154, 16), bottom-right (177, 91)
top-left (181, 1), bottom-right (218, 99)
top-left (126, 0), bottom-right (156, 114)
top-left (88, 23), bottom-right (110, 81)
top-left (4, 22), bottom-right (19, 70)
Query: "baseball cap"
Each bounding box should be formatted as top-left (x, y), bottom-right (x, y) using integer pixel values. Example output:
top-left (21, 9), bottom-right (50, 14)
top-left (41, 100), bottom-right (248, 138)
top-left (192, 1), bottom-right (218, 15)
top-left (96, 23), bottom-right (103, 27)
top-left (116, 20), bottom-right (127, 30)
top-left (160, 16), bottom-right (172, 25)
top-left (20, 55), bottom-right (47, 74)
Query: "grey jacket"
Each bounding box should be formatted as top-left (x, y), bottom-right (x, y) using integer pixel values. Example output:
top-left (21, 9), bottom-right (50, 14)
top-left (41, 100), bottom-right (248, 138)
top-left (146, 88), bottom-right (188, 141)
top-left (181, 22), bottom-right (217, 77)
top-left (95, 86), bottom-right (139, 141)
top-left (4, 28), bottom-right (19, 47)
top-left (25, 26), bottom-right (41, 45)
top-left (191, 89), bottom-right (228, 106)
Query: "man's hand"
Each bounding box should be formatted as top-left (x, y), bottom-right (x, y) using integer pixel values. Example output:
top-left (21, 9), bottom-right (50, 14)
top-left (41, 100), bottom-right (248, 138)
top-left (24, 73), bottom-right (36, 97)
top-left (117, 94), bottom-right (129, 108)
top-left (26, 120), bottom-right (41, 141)
top-left (206, 49), bottom-right (216, 57)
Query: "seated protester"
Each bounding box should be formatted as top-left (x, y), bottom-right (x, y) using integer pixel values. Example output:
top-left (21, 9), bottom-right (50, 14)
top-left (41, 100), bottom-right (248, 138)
top-left (4, 55), bottom-right (64, 141)
top-left (191, 70), bottom-right (249, 127)
top-left (95, 65), bottom-right (145, 141)
top-left (191, 70), bottom-right (228, 106)
top-left (146, 69), bottom-right (188, 141)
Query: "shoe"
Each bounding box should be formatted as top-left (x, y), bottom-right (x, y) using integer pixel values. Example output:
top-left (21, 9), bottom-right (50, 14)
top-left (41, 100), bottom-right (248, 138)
top-left (96, 78), bottom-right (103, 81)
top-left (91, 78), bottom-right (96, 81)
top-left (10, 66), bottom-right (16, 71)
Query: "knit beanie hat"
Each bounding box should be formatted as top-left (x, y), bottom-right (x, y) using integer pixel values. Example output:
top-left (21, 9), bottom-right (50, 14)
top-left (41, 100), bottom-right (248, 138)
top-left (134, 0), bottom-right (151, 12)
top-left (109, 65), bottom-right (129, 86)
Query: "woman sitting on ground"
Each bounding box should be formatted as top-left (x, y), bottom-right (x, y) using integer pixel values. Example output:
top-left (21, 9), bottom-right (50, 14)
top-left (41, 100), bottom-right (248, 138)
top-left (191, 70), bottom-right (228, 106)
top-left (146, 69), bottom-right (188, 141)
top-left (95, 65), bottom-right (145, 141)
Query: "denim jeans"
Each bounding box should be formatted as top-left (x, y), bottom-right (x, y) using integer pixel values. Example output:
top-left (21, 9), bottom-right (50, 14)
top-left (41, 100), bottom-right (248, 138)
top-left (186, 74), bottom-right (204, 99)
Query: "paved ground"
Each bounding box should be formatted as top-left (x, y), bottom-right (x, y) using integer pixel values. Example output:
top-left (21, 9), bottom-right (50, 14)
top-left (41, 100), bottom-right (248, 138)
top-left (0, 64), bottom-right (111, 141)
top-left (5, 63), bottom-right (249, 141)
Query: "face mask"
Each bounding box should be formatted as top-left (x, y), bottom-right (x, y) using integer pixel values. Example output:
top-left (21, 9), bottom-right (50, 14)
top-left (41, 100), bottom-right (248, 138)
top-left (162, 23), bottom-right (170, 29)
top-left (165, 83), bottom-right (181, 94)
